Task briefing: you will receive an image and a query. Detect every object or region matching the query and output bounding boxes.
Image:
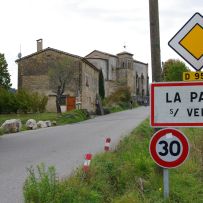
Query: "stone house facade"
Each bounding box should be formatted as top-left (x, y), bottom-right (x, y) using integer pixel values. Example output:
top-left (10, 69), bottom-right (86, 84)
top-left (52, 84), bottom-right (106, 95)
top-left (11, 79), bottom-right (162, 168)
top-left (85, 50), bottom-right (149, 102)
top-left (16, 40), bottom-right (99, 112)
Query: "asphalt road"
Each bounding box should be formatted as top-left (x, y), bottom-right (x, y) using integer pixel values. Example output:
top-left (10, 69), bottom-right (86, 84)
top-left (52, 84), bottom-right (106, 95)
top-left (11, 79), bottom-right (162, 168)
top-left (0, 106), bottom-right (149, 203)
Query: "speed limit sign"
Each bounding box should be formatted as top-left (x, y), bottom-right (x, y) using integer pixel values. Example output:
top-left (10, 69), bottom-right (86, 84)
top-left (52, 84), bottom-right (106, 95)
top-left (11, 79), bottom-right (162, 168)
top-left (149, 128), bottom-right (189, 168)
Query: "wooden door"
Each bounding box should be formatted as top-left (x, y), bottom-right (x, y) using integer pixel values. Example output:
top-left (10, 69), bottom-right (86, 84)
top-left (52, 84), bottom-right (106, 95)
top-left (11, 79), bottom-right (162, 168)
top-left (66, 96), bottom-right (76, 111)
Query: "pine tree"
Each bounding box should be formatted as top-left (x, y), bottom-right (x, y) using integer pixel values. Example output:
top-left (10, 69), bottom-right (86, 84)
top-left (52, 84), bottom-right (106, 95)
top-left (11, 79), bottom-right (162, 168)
top-left (0, 53), bottom-right (11, 89)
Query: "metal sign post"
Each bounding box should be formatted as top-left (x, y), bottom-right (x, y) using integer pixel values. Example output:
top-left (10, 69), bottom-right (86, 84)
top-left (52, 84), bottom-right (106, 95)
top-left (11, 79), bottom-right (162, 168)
top-left (163, 168), bottom-right (169, 199)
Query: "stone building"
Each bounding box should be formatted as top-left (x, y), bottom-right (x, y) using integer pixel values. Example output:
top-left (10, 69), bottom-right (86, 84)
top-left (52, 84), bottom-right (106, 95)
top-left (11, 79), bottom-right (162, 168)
top-left (85, 50), bottom-right (149, 102)
top-left (16, 39), bottom-right (99, 112)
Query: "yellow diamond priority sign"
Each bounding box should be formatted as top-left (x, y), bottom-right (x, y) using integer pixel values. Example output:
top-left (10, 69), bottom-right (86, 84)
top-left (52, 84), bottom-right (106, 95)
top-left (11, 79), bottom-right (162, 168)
top-left (169, 13), bottom-right (203, 71)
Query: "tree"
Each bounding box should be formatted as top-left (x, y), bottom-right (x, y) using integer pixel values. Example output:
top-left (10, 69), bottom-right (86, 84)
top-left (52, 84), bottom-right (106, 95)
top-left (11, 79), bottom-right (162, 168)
top-left (162, 59), bottom-right (189, 81)
top-left (0, 53), bottom-right (11, 89)
top-left (0, 88), bottom-right (18, 113)
top-left (99, 70), bottom-right (105, 99)
top-left (48, 57), bottom-right (76, 114)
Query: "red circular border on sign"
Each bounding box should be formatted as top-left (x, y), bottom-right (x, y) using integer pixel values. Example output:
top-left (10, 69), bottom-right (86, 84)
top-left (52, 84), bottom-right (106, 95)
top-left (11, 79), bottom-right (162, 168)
top-left (149, 128), bottom-right (189, 168)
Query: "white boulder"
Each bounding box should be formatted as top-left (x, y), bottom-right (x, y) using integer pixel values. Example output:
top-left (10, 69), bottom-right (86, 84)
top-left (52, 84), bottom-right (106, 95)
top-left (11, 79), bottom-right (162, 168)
top-left (1, 119), bottom-right (22, 133)
top-left (26, 119), bottom-right (37, 130)
top-left (37, 121), bottom-right (47, 128)
top-left (45, 120), bottom-right (52, 127)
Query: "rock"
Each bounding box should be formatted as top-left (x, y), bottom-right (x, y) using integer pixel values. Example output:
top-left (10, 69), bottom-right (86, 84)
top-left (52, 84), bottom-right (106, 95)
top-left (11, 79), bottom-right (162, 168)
top-left (37, 121), bottom-right (47, 128)
top-left (45, 120), bottom-right (51, 127)
top-left (26, 119), bottom-right (37, 130)
top-left (1, 119), bottom-right (22, 133)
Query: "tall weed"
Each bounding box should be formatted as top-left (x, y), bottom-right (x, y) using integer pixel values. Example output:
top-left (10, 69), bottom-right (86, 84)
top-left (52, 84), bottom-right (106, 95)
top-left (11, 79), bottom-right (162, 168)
top-left (23, 163), bottom-right (59, 203)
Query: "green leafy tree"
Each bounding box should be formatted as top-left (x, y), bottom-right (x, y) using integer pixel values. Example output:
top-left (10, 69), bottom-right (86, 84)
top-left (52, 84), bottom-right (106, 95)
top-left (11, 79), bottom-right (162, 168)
top-left (0, 88), bottom-right (18, 113)
top-left (162, 59), bottom-right (189, 81)
top-left (0, 53), bottom-right (11, 89)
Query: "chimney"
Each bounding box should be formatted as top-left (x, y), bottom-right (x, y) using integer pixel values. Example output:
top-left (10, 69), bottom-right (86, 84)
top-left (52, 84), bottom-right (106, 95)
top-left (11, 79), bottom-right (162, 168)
top-left (36, 39), bottom-right (43, 51)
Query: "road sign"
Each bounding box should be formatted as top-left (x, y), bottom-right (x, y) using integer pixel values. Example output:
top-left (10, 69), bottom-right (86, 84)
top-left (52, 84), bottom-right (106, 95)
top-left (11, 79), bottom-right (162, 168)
top-left (183, 71), bottom-right (203, 81)
top-left (149, 128), bottom-right (189, 168)
top-left (150, 81), bottom-right (203, 127)
top-left (168, 12), bottom-right (203, 71)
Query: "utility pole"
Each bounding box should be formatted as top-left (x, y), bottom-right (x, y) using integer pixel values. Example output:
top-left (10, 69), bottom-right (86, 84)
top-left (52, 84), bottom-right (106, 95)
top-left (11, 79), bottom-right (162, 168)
top-left (149, 1), bottom-right (169, 200)
top-left (149, 0), bottom-right (162, 82)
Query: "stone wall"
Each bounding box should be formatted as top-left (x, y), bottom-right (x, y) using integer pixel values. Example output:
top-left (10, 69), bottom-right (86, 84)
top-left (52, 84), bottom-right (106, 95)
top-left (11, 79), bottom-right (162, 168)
top-left (85, 50), bottom-right (149, 99)
top-left (86, 58), bottom-right (108, 80)
top-left (17, 48), bottom-right (99, 112)
top-left (46, 96), bottom-right (56, 112)
top-left (81, 62), bottom-right (99, 112)
top-left (134, 62), bottom-right (148, 96)
top-left (105, 80), bottom-right (123, 97)
top-left (21, 75), bottom-right (49, 94)
top-left (127, 68), bottom-right (135, 94)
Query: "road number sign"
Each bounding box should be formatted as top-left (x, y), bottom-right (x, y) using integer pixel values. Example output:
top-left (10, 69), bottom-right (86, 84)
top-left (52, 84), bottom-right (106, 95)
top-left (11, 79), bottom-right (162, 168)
top-left (183, 71), bottom-right (203, 81)
top-left (149, 128), bottom-right (189, 168)
top-left (168, 13), bottom-right (203, 71)
top-left (151, 81), bottom-right (203, 127)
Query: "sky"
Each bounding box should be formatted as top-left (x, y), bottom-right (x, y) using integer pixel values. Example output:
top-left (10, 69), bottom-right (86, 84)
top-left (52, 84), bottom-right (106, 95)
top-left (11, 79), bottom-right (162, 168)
top-left (1, 0), bottom-right (202, 88)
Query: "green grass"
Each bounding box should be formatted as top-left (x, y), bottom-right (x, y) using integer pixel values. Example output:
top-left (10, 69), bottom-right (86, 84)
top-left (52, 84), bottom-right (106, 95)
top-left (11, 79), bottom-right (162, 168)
top-left (23, 119), bottom-right (203, 202)
top-left (0, 109), bottom-right (89, 135)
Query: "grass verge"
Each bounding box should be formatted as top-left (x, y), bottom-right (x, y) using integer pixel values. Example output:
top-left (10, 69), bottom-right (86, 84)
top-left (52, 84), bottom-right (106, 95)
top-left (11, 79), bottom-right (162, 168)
top-left (23, 119), bottom-right (203, 203)
top-left (0, 109), bottom-right (89, 135)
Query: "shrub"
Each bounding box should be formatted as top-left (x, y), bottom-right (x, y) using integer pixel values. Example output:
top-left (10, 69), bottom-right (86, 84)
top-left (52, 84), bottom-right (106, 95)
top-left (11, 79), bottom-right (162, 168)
top-left (103, 86), bottom-right (132, 112)
top-left (79, 109), bottom-right (90, 119)
top-left (38, 95), bottom-right (48, 113)
top-left (106, 86), bottom-right (131, 105)
top-left (16, 90), bottom-right (32, 113)
top-left (30, 92), bottom-right (48, 113)
top-left (0, 89), bottom-right (48, 114)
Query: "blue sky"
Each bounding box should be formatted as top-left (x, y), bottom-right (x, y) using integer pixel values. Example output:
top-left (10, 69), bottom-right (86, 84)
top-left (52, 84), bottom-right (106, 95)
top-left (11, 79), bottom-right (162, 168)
top-left (1, 0), bottom-right (202, 88)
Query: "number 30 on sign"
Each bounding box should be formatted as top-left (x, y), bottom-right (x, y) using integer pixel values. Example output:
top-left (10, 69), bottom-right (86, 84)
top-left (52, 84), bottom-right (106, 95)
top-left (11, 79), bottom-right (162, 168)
top-left (149, 128), bottom-right (189, 168)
